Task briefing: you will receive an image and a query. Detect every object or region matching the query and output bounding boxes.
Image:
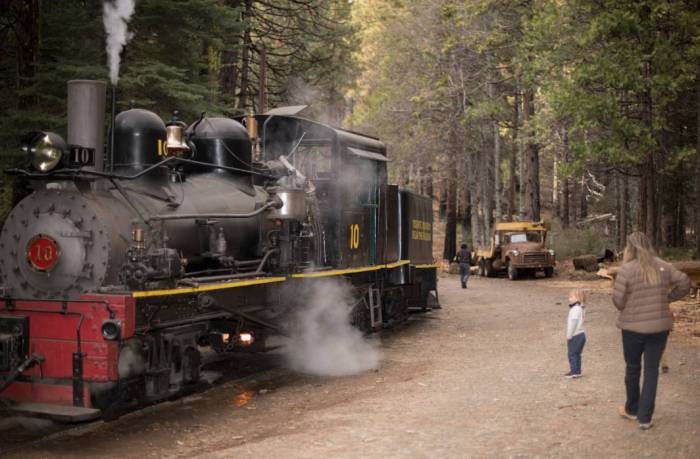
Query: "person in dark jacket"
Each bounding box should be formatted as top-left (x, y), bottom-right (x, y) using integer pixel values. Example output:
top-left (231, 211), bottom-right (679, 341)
top-left (613, 232), bottom-right (690, 430)
top-left (455, 244), bottom-right (471, 289)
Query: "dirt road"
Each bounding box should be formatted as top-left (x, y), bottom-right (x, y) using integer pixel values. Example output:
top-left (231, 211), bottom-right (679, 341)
top-left (2, 275), bottom-right (699, 458)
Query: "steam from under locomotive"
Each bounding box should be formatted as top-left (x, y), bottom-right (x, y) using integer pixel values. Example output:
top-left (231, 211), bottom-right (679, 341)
top-left (282, 279), bottom-right (381, 377)
top-left (103, 0), bottom-right (135, 85)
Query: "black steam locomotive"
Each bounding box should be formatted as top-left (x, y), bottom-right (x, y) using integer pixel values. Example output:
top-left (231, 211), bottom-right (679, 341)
top-left (0, 80), bottom-right (437, 421)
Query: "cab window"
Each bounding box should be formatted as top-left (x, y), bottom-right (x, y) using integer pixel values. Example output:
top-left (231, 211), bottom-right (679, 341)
top-left (504, 231), bottom-right (542, 243)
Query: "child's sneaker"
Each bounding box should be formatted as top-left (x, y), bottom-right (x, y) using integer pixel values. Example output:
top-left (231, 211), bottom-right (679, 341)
top-left (618, 405), bottom-right (637, 420)
top-left (565, 373), bottom-right (581, 379)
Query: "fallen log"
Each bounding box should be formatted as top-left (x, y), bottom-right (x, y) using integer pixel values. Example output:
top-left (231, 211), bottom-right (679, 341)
top-left (597, 261), bottom-right (700, 297)
top-left (573, 255), bottom-right (598, 272)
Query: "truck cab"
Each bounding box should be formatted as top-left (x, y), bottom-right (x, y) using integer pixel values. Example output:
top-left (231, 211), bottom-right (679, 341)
top-left (476, 221), bottom-right (555, 280)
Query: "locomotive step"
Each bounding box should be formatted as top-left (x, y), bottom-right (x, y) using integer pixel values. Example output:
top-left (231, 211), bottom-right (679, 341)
top-left (7, 402), bottom-right (101, 423)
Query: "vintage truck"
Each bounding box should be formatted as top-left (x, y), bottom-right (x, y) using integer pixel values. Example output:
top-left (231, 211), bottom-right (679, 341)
top-left (475, 221), bottom-right (555, 280)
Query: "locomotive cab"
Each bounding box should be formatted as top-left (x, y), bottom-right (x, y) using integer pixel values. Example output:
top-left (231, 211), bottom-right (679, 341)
top-left (249, 115), bottom-right (389, 270)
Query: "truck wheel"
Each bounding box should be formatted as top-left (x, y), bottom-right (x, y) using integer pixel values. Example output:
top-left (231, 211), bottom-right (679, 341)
top-left (484, 260), bottom-right (494, 278)
top-left (507, 263), bottom-right (518, 280)
top-left (544, 267), bottom-right (554, 278)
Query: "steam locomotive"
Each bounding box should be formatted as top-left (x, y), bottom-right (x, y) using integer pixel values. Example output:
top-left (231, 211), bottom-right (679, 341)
top-left (0, 80), bottom-right (438, 421)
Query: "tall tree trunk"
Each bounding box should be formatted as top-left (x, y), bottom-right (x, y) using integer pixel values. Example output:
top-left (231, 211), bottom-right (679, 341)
top-left (579, 176), bottom-right (588, 220)
top-left (639, 171), bottom-right (647, 234)
top-left (443, 128), bottom-right (458, 261)
top-left (522, 87), bottom-right (540, 221)
top-left (218, 0), bottom-right (241, 105)
top-left (676, 197), bottom-right (685, 246)
top-left (553, 156), bottom-right (560, 220)
top-left (570, 177), bottom-right (578, 225)
top-left (15, 0), bottom-right (41, 110)
top-left (616, 175), bottom-right (622, 248)
top-left (621, 173), bottom-right (629, 250)
top-left (696, 70), bottom-right (700, 258)
top-left (257, 44), bottom-right (267, 113)
top-left (561, 130), bottom-right (570, 228)
top-left (468, 145), bottom-right (483, 249)
top-left (470, 179), bottom-right (482, 249)
top-left (439, 178), bottom-right (447, 220)
top-left (646, 155), bottom-right (658, 245)
top-left (237, 0), bottom-right (254, 110)
top-left (461, 184), bottom-right (471, 245)
top-left (562, 178), bottom-right (570, 228)
top-left (425, 166), bottom-right (433, 198)
top-left (443, 175), bottom-right (457, 261)
top-left (507, 85), bottom-right (519, 220)
top-left (641, 56), bottom-right (658, 245)
top-left (219, 46), bottom-right (239, 104)
top-left (481, 127), bottom-right (494, 238)
top-left (490, 82), bottom-right (502, 221)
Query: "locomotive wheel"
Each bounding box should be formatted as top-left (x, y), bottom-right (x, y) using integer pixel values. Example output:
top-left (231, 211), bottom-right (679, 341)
top-left (181, 348), bottom-right (201, 385)
top-left (351, 295), bottom-right (373, 333)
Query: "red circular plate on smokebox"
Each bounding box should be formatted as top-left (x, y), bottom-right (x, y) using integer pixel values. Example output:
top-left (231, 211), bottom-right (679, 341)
top-left (26, 234), bottom-right (60, 271)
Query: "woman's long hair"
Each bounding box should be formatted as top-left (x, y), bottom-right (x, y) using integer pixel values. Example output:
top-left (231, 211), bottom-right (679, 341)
top-left (622, 231), bottom-right (660, 285)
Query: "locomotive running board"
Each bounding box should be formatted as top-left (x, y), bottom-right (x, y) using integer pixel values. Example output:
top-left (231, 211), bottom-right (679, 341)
top-left (7, 402), bottom-right (101, 423)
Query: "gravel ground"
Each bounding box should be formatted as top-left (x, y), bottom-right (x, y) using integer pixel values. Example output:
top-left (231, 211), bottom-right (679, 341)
top-left (2, 274), bottom-right (699, 458)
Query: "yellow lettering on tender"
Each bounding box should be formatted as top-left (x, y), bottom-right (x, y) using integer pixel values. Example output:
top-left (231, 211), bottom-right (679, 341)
top-left (349, 223), bottom-right (360, 249)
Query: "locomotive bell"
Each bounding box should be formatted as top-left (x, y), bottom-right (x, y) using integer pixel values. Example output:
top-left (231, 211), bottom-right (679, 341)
top-left (165, 120), bottom-right (190, 156)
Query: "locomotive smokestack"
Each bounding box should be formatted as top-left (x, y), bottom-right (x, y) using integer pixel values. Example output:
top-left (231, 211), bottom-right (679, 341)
top-left (67, 80), bottom-right (107, 172)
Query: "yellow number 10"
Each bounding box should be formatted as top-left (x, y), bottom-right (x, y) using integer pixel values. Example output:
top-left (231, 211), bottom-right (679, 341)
top-left (349, 224), bottom-right (360, 249)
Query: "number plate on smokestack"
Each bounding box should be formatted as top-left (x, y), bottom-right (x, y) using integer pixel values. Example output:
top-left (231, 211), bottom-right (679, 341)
top-left (68, 146), bottom-right (95, 167)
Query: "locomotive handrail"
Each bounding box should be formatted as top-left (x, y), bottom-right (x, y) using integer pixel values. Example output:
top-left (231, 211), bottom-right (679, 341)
top-left (147, 198), bottom-right (282, 222)
top-left (0, 297), bottom-right (115, 319)
top-left (5, 156), bottom-right (276, 181)
top-left (178, 248), bottom-right (279, 284)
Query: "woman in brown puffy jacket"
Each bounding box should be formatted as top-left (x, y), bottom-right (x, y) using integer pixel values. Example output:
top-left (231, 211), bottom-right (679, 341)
top-left (613, 232), bottom-right (690, 430)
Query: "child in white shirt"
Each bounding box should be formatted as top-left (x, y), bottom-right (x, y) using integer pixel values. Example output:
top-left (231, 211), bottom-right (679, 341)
top-left (565, 288), bottom-right (586, 378)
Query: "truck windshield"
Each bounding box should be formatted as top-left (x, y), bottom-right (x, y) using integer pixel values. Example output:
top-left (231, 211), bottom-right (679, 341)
top-left (505, 232), bottom-right (542, 243)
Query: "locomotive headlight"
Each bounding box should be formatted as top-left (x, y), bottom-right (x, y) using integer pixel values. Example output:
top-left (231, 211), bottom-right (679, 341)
top-left (101, 319), bottom-right (122, 341)
top-left (23, 131), bottom-right (66, 172)
top-left (238, 332), bottom-right (254, 346)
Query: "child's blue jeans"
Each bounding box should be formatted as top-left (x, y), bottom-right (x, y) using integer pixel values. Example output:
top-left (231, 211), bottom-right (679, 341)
top-left (567, 333), bottom-right (586, 374)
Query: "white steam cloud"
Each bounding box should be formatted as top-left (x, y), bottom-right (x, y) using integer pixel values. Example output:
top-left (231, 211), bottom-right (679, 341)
top-left (282, 279), bottom-right (381, 377)
top-left (103, 0), bottom-right (136, 85)
top-left (284, 77), bottom-right (346, 126)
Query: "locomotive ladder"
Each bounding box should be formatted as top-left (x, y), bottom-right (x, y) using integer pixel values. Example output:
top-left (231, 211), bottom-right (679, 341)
top-left (368, 286), bottom-right (382, 329)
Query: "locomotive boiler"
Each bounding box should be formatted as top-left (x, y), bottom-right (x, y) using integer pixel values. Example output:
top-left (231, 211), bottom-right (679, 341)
top-left (0, 80), bottom-right (438, 421)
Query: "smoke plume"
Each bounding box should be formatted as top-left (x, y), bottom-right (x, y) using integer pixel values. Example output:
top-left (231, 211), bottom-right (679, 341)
top-left (284, 77), bottom-right (347, 126)
top-left (281, 279), bottom-right (381, 377)
top-left (103, 0), bottom-right (136, 85)
top-left (118, 343), bottom-right (144, 378)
